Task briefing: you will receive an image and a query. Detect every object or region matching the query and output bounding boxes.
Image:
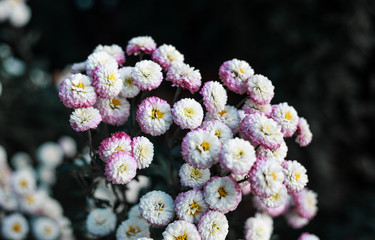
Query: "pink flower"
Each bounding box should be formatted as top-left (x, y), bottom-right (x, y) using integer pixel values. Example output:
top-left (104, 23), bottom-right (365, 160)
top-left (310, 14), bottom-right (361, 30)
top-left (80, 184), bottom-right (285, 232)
top-left (98, 132), bottom-right (132, 162)
top-left (69, 107), bottom-right (102, 132)
top-left (293, 188), bottom-right (318, 220)
top-left (219, 59), bottom-right (254, 95)
top-left (126, 36), bottom-right (157, 56)
top-left (246, 74), bottom-right (274, 105)
top-left (131, 60), bottom-right (163, 91)
top-left (95, 96), bottom-right (130, 126)
top-left (92, 64), bottom-right (122, 99)
top-left (166, 62), bottom-right (201, 93)
top-left (295, 117), bottom-right (313, 147)
top-left (151, 44), bottom-right (184, 71)
top-left (200, 81), bottom-right (227, 114)
top-left (270, 102), bottom-right (299, 137)
top-left (105, 151), bottom-right (137, 184)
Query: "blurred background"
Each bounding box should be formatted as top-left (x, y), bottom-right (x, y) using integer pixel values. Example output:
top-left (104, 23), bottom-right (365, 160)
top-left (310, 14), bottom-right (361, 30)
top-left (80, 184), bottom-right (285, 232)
top-left (0, 0), bottom-right (375, 239)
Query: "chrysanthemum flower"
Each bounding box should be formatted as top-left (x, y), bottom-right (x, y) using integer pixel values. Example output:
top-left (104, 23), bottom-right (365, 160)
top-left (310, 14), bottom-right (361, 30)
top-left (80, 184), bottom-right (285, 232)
top-left (205, 105), bottom-right (241, 133)
top-left (11, 169), bottom-right (36, 195)
top-left (166, 62), bottom-right (202, 93)
top-left (246, 74), bottom-right (274, 105)
top-left (293, 188), bottom-right (318, 220)
top-left (118, 67), bottom-right (140, 98)
top-left (200, 81), bottom-right (227, 114)
top-left (1, 213), bottom-right (29, 240)
top-left (36, 142), bottom-right (64, 168)
top-left (259, 184), bottom-right (288, 208)
top-left (59, 73), bottom-right (97, 108)
top-left (98, 131), bottom-right (132, 162)
top-left (96, 96), bottom-right (130, 126)
top-left (298, 232), bottom-right (320, 240)
top-left (181, 129), bottom-right (221, 169)
top-left (0, 189), bottom-right (18, 211)
top-left (92, 63), bottom-right (122, 99)
top-left (198, 211), bottom-right (228, 240)
top-left (200, 120), bottom-right (233, 143)
top-left (86, 208), bottom-right (117, 236)
top-left (126, 36), bottom-right (157, 56)
top-left (203, 176), bottom-right (242, 213)
top-left (105, 152), bottom-right (137, 184)
top-left (32, 217), bottom-right (60, 240)
top-left (175, 189), bottom-right (208, 224)
top-left (151, 44), bottom-right (184, 70)
top-left (116, 218), bottom-right (150, 240)
top-left (19, 190), bottom-right (45, 214)
top-left (240, 113), bottom-right (283, 150)
top-left (86, 51), bottom-right (118, 77)
top-left (132, 136), bottom-right (154, 169)
top-left (253, 195), bottom-right (290, 217)
top-left (58, 136), bottom-right (77, 158)
top-left (162, 220), bottom-right (201, 240)
top-left (282, 160), bottom-right (308, 194)
top-left (220, 137), bottom-right (256, 175)
top-left (270, 102), bottom-right (299, 137)
top-left (295, 117), bottom-right (313, 147)
top-left (242, 98), bottom-right (272, 117)
top-left (128, 204), bottom-right (143, 220)
top-left (179, 163), bottom-right (210, 189)
top-left (131, 60), bottom-right (163, 91)
top-left (249, 158), bottom-right (284, 198)
top-left (244, 213), bottom-right (273, 240)
top-left (285, 209), bottom-right (309, 229)
top-left (139, 190), bottom-right (175, 226)
top-left (69, 107), bottom-right (102, 132)
top-left (172, 98), bottom-right (204, 130)
top-left (94, 44), bottom-right (126, 65)
top-left (256, 140), bottom-right (288, 164)
top-left (136, 97), bottom-right (173, 136)
top-left (219, 59), bottom-right (254, 95)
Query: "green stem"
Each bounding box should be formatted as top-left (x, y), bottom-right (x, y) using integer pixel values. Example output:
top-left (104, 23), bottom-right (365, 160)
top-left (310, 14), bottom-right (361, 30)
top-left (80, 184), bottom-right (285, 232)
top-left (172, 87), bottom-right (182, 103)
top-left (236, 96), bottom-right (248, 108)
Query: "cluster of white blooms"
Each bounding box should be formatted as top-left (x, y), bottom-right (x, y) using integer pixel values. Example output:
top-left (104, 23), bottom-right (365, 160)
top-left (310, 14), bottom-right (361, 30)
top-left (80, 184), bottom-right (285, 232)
top-left (59, 36), bottom-right (317, 240)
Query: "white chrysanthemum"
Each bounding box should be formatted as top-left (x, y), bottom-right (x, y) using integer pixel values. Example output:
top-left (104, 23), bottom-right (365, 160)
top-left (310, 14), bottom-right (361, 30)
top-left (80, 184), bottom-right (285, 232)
top-left (11, 169), bottom-right (36, 195)
top-left (162, 220), bottom-right (201, 240)
top-left (200, 120), bottom-right (233, 143)
top-left (0, 189), bottom-right (18, 211)
top-left (128, 204), bottom-right (144, 221)
top-left (32, 217), bottom-right (60, 240)
top-left (296, 117), bottom-right (313, 147)
top-left (139, 190), bottom-right (175, 226)
top-left (298, 232), bottom-right (320, 240)
top-left (256, 140), bottom-right (288, 164)
top-left (10, 152), bottom-right (32, 170)
top-left (131, 60), bottom-right (163, 91)
top-left (172, 98), bottom-right (204, 130)
top-left (203, 176), bottom-right (242, 213)
top-left (1, 213), bottom-right (29, 240)
top-left (179, 163), bottom-right (211, 189)
top-left (94, 44), bottom-right (125, 65)
top-left (246, 74), bottom-right (275, 105)
top-left (181, 129), bottom-right (221, 169)
top-left (166, 62), bottom-right (202, 93)
top-left (200, 81), bottom-right (227, 114)
top-left (126, 36), bottom-right (156, 56)
top-left (36, 142), bottom-right (64, 168)
top-left (242, 98), bottom-right (272, 116)
top-left (38, 166), bottom-right (56, 185)
top-left (219, 59), bottom-right (254, 95)
top-left (198, 211), bottom-right (228, 240)
top-left (116, 218), bottom-right (150, 240)
top-left (69, 107), bottom-right (102, 132)
top-left (96, 96), bottom-right (131, 125)
top-left (6, 1), bottom-right (31, 28)
top-left (152, 44), bottom-right (184, 70)
top-left (259, 185), bottom-right (288, 208)
top-left (270, 102), bottom-right (299, 137)
top-left (39, 198), bottom-right (64, 220)
top-left (132, 136), bottom-right (154, 169)
top-left (58, 136), bottom-right (77, 158)
top-left (205, 105), bottom-right (241, 133)
top-left (86, 51), bottom-right (118, 77)
top-left (220, 137), bottom-right (256, 175)
top-left (119, 67), bottom-right (140, 98)
top-left (19, 190), bottom-right (45, 214)
top-left (126, 176), bottom-right (150, 204)
top-left (285, 210), bottom-right (309, 229)
top-left (294, 189), bottom-right (318, 220)
top-left (92, 63), bottom-right (123, 99)
top-left (282, 160), bottom-right (308, 193)
top-left (244, 213), bottom-right (273, 240)
top-left (175, 190), bottom-right (208, 223)
top-left (86, 208), bottom-right (117, 236)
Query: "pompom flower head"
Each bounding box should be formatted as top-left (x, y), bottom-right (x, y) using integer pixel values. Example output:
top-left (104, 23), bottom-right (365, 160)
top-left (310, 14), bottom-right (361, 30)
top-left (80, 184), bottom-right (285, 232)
top-left (162, 220), bottom-right (201, 240)
top-left (131, 60), bottom-right (163, 91)
top-left (11, 169), bottom-right (36, 195)
top-left (175, 189), bottom-right (208, 223)
top-left (94, 44), bottom-right (126, 65)
top-left (293, 188), bottom-right (318, 220)
top-left (1, 213), bottom-right (29, 240)
top-left (126, 36), bottom-right (157, 56)
top-left (200, 81), bottom-right (227, 114)
top-left (118, 67), bottom-right (140, 98)
top-left (92, 63), bottom-right (122, 99)
top-left (32, 217), bottom-right (60, 240)
top-left (256, 140), bottom-right (288, 164)
top-left (105, 151), bottom-right (137, 184)
top-left (86, 208), bottom-right (117, 237)
top-left (198, 210), bottom-right (228, 240)
top-left (98, 132), bottom-right (132, 162)
top-left (282, 160), bottom-right (308, 194)
top-left (242, 98), bottom-right (272, 117)
top-left (59, 73), bottom-right (97, 108)
top-left (116, 218), bottom-right (150, 240)
top-left (69, 107), bottom-right (102, 132)
top-left (200, 120), bottom-right (233, 143)
top-left (298, 232), bottom-right (320, 240)
top-left (172, 98), bottom-right (204, 130)
top-left (296, 117), bottom-right (313, 147)
top-left (151, 44), bottom-right (184, 70)
top-left (96, 96), bottom-right (130, 126)
top-left (219, 59), bottom-right (254, 95)
top-left (136, 96), bottom-right (173, 136)
top-left (205, 105), bottom-right (241, 133)
top-left (166, 62), bottom-right (202, 93)
top-left (86, 51), bottom-right (118, 77)
top-left (270, 102), bottom-right (299, 137)
top-left (259, 184), bottom-right (289, 208)
top-left (246, 74), bottom-right (275, 105)
top-left (132, 136), bottom-right (154, 169)
top-left (244, 213), bottom-right (273, 240)
top-left (179, 163), bottom-right (210, 189)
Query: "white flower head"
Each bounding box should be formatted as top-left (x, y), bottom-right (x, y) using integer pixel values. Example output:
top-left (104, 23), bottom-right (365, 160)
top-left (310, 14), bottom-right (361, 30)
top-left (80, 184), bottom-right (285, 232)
top-left (294, 189), bottom-right (318, 220)
top-left (244, 213), bottom-right (273, 240)
top-left (1, 213), bottom-right (29, 240)
top-left (86, 51), bottom-right (118, 77)
top-left (285, 209), bottom-right (309, 229)
top-left (256, 140), bottom-right (288, 164)
top-left (175, 190), bottom-right (208, 224)
top-left (132, 136), bottom-right (154, 169)
top-left (92, 63), bottom-right (122, 99)
top-left (69, 107), bottom-right (102, 132)
top-left (94, 44), bottom-right (125, 65)
top-left (282, 160), bottom-right (308, 194)
top-left (298, 232), bottom-right (320, 240)
top-left (19, 190), bottom-right (46, 214)
top-left (172, 98), bottom-right (204, 130)
top-left (32, 217), bottom-right (60, 240)
top-left (0, 189), bottom-right (18, 211)
top-left (162, 220), bottom-right (201, 240)
top-left (242, 98), bottom-right (272, 116)
top-left (38, 198), bottom-right (64, 220)
top-left (86, 208), bottom-right (117, 236)
top-left (205, 105), bottom-right (241, 133)
top-left (95, 96), bottom-right (131, 126)
top-left (200, 81), bottom-right (227, 114)
top-left (116, 218), bottom-right (150, 240)
top-left (11, 169), bottom-right (36, 195)
top-left (166, 62), bottom-right (202, 93)
top-left (118, 67), bottom-right (140, 98)
top-left (128, 204), bottom-right (144, 221)
top-left (10, 152), bottom-right (32, 170)
top-left (126, 36), bottom-right (157, 56)
top-left (200, 120), bottom-right (233, 143)
top-left (36, 142), bottom-right (64, 168)
top-left (219, 59), bottom-right (254, 95)
top-left (198, 211), bottom-right (229, 240)
top-left (179, 163), bottom-right (211, 189)
top-left (131, 60), bottom-right (163, 91)
top-left (270, 102), bottom-right (299, 137)
top-left (151, 44), bottom-right (184, 70)
top-left (296, 117), bottom-right (313, 147)
top-left (246, 74), bottom-right (275, 105)
top-left (139, 190), bottom-right (175, 226)
top-left (58, 136), bottom-right (77, 158)
top-left (259, 184), bottom-right (288, 208)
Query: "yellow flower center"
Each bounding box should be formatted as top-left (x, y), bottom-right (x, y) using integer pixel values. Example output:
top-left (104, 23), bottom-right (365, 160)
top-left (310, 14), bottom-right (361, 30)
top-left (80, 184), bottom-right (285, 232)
top-left (45, 226), bottom-right (52, 234)
top-left (201, 142), bottom-right (210, 151)
top-left (110, 98), bottom-right (122, 109)
top-left (184, 108), bottom-right (194, 117)
top-left (259, 227), bottom-right (264, 232)
top-left (108, 73), bottom-right (118, 82)
top-left (271, 173), bottom-right (277, 181)
top-left (294, 173), bottom-right (301, 179)
top-left (239, 67), bottom-right (245, 74)
top-left (73, 82), bottom-right (85, 89)
top-left (126, 225), bottom-right (141, 237)
top-left (25, 195), bottom-right (34, 203)
top-left (214, 130), bottom-right (221, 137)
top-left (174, 233), bottom-right (187, 240)
top-left (218, 110), bottom-right (227, 116)
top-left (20, 179), bottom-right (28, 188)
top-left (151, 108), bottom-right (164, 120)
top-left (125, 77), bottom-right (133, 86)
top-left (119, 164), bottom-right (127, 174)
top-left (218, 187), bottom-right (227, 199)
top-left (167, 54), bottom-right (177, 62)
top-left (285, 111), bottom-right (292, 120)
top-left (190, 169), bottom-right (203, 179)
top-left (189, 201), bottom-right (202, 217)
top-left (236, 150), bottom-right (244, 158)
top-left (12, 223), bottom-right (21, 233)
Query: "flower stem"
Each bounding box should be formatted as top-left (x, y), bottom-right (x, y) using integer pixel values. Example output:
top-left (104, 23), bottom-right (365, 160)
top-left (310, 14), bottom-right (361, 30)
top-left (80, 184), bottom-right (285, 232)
top-left (172, 87), bottom-right (182, 103)
top-left (87, 130), bottom-right (94, 160)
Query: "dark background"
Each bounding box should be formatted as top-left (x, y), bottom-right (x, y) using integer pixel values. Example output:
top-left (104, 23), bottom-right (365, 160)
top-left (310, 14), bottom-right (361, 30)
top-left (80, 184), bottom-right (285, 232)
top-left (1, 0), bottom-right (375, 239)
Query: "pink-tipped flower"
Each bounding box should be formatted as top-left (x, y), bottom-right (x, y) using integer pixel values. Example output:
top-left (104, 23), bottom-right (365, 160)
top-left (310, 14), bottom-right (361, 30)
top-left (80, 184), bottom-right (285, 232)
top-left (86, 51), bottom-right (118, 77)
top-left (172, 98), bottom-right (204, 130)
top-left (205, 105), bottom-right (241, 134)
top-left (198, 211), bottom-right (228, 240)
top-left (253, 195), bottom-right (291, 217)
top-left (166, 62), bottom-right (201, 93)
top-left (293, 188), bottom-right (318, 220)
top-left (96, 96), bottom-right (130, 126)
top-left (126, 36), bottom-right (157, 56)
top-left (285, 209), bottom-right (310, 229)
top-left (59, 73), bottom-right (97, 108)
top-left (244, 213), bottom-right (273, 240)
top-left (298, 232), bottom-right (320, 240)
top-left (132, 136), bottom-right (154, 169)
top-left (175, 190), bottom-right (208, 224)
top-left (246, 74), bottom-right (275, 105)
top-left (131, 60), bottom-right (163, 91)
top-left (105, 151), bottom-right (137, 184)
top-left (179, 163), bottom-right (211, 189)
top-left (98, 132), bottom-right (132, 162)
top-left (151, 44), bottom-right (184, 71)
top-left (259, 184), bottom-right (289, 208)
top-left (282, 160), bottom-right (308, 194)
top-left (69, 107), bottom-right (101, 132)
top-left (136, 96), bottom-right (173, 136)
top-left (240, 113), bottom-right (284, 150)
top-left (270, 102), bottom-right (299, 137)
top-left (92, 64), bottom-right (122, 99)
top-left (162, 220), bottom-right (201, 240)
top-left (118, 66), bottom-right (140, 98)
top-left (256, 140), bottom-right (288, 164)
top-left (203, 176), bottom-right (242, 214)
top-left (200, 120), bottom-right (233, 143)
top-left (219, 59), bottom-right (254, 95)
top-left (296, 117), bottom-right (313, 147)
top-left (200, 81), bottom-right (227, 114)
top-left (94, 44), bottom-right (126, 65)
top-left (242, 98), bottom-right (272, 117)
